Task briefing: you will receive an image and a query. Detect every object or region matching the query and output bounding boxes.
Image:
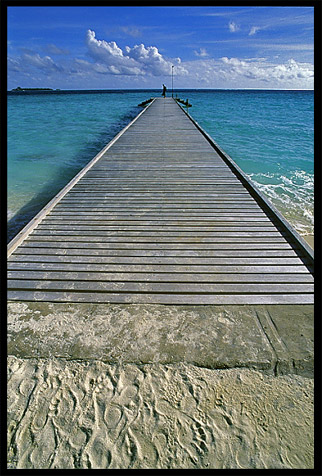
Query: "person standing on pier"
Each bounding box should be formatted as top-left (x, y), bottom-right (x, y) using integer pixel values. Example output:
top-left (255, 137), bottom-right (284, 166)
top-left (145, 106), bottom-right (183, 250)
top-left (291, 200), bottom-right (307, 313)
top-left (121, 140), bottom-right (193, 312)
top-left (162, 84), bottom-right (167, 97)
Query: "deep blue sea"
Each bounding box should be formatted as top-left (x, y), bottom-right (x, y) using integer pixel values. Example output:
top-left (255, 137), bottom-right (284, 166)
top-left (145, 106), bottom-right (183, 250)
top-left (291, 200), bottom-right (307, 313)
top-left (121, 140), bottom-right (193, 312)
top-left (7, 89), bottom-right (314, 242)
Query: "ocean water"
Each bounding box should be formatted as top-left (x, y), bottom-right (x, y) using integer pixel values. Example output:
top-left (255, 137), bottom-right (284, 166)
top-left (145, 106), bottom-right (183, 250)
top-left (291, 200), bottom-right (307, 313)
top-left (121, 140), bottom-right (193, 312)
top-left (7, 89), bottom-right (314, 243)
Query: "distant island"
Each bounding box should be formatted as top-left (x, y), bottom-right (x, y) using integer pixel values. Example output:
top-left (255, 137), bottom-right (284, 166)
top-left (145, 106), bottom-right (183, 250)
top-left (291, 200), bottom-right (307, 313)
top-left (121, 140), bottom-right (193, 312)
top-left (11, 87), bottom-right (60, 91)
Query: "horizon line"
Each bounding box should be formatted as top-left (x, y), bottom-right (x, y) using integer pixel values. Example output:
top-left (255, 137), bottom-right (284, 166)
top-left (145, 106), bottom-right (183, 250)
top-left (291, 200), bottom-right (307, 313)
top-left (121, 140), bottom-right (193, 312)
top-left (7, 87), bottom-right (314, 92)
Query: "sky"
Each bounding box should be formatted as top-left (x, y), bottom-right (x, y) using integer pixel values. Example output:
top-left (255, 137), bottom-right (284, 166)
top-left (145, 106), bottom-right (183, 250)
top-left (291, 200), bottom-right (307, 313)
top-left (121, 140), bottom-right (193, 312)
top-left (7, 5), bottom-right (315, 90)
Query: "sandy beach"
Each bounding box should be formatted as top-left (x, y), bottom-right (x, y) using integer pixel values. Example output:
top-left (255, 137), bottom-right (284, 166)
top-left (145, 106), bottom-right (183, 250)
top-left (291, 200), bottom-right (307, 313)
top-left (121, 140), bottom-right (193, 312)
top-left (7, 356), bottom-right (313, 470)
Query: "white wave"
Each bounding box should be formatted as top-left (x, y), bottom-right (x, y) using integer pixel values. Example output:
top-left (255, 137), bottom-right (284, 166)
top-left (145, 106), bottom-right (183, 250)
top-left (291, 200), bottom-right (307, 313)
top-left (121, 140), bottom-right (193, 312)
top-left (248, 170), bottom-right (314, 235)
top-left (7, 209), bottom-right (15, 220)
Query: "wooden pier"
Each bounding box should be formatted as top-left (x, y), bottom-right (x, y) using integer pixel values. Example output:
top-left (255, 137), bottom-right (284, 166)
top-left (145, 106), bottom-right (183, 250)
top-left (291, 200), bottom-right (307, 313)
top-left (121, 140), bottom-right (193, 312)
top-left (7, 98), bottom-right (314, 305)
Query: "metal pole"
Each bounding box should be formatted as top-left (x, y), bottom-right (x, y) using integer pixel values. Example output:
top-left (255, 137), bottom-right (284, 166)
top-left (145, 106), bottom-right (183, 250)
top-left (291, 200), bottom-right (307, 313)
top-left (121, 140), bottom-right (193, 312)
top-left (171, 65), bottom-right (174, 97)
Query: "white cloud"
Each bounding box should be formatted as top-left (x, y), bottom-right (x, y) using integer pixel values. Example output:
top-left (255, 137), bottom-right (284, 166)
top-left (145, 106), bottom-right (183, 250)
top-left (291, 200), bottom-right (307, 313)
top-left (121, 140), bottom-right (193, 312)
top-left (119, 26), bottom-right (142, 38)
top-left (194, 48), bottom-right (209, 57)
top-left (125, 43), bottom-right (171, 75)
top-left (85, 29), bottom-right (187, 77)
top-left (23, 53), bottom-right (54, 70)
top-left (8, 52), bottom-right (63, 74)
top-left (219, 56), bottom-right (313, 85)
top-left (221, 57), bottom-right (247, 67)
top-left (250, 42), bottom-right (314, 52)
top-left (228, 21), bottom-right (240, 33)
top-left (177, 56), bottom-right (313, 89)
top-left (271, 58), bottom-right (313, 81)
top-left (45, 44), bottom-right (70, 55)
top-left (249, 26), bottom-right (261, 36)
top-left (7, 57), bottom-right (22, 72)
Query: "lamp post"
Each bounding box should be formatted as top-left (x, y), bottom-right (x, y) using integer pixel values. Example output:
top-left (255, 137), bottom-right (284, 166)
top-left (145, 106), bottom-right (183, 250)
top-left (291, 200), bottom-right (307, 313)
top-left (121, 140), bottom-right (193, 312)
top-left (171, 65), bottom-right (174, 97)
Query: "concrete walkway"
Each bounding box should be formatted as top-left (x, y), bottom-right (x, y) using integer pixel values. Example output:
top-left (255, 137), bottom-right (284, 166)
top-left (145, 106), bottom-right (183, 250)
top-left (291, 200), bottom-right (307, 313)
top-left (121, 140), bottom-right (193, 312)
top-left (8, 301), bottom-right (313, 377)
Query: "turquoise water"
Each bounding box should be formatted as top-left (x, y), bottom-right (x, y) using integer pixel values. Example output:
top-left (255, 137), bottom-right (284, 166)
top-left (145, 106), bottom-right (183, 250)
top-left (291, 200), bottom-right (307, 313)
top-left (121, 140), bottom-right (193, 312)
top-left (7, 89), bottom-right (314, 242)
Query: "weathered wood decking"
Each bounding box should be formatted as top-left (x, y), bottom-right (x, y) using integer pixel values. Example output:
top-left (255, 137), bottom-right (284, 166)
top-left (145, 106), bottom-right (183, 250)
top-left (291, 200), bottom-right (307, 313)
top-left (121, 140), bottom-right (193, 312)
top-left (7, 98), bottom-right (314, 304)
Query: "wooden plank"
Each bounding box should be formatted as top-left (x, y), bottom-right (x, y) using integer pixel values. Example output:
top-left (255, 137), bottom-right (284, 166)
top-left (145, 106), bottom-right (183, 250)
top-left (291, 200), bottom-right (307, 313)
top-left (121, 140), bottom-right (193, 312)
top-left (30, 230), bottom-right (283, 236)
top-left (71, 183), bottom-right (242, 188)
top-left (24, 235), bottom-right (291, 243)
top-left (14, 247), bottom-right (299, 257)
top-left (84, 174), bottom-right (233, 177)
top-left (8, 254), bottom-right (304, 265)
top-left (53, 205), bottom-right (263, 211)
top-left (8, 279), bottom-right (314, 294)
top-left (8, 270), bottom-right (314, 283)
top-left (56, 201), bottom-right (259, 206)
top-left (72, 183), bottom-right (242, 187)
top-left (49, 211), bottom-right (268, 217)
top-left (59, 194), bottom-right (255, 199)
top-left (53, 202), bottom-right (262, 206)
top-left (21, 241), bottom-right (295, 250)
top-left (7, 262), bottom-right (310, 274)
top-left (7, 290), bottom-right (314, 305)
top-left (70, 188), bottom-right (246, 193)
top-left (36, 225), bottom-right (276, 231)
top-left (43, 216), bottom-right (271, 222)
top-left (75, 176), bottom-right (239, 180)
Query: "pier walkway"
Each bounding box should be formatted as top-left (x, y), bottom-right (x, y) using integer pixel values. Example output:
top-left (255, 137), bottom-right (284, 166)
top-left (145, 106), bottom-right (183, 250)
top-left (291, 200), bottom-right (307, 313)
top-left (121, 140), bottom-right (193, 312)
top-left (7, 98), bottom-right (314, 305)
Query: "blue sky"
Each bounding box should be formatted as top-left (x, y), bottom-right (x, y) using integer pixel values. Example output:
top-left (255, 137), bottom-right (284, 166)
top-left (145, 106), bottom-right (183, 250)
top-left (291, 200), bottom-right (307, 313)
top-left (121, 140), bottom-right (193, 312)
top-left (7, 5), bottom-right (314, 90)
